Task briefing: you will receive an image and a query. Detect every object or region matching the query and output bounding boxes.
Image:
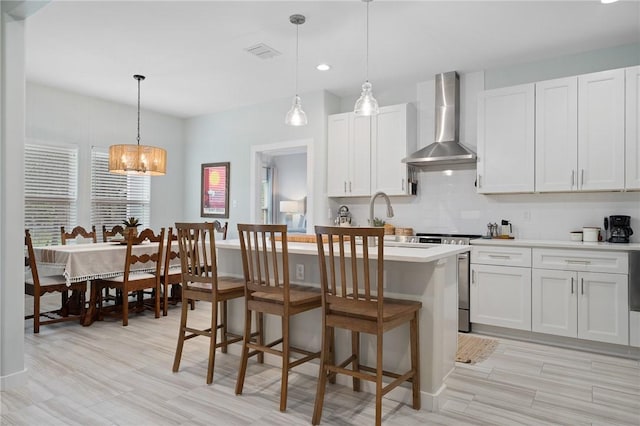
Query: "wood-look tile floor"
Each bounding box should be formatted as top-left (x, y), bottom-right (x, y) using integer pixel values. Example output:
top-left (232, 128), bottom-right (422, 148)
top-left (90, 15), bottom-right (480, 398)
top-left (3, 294), bottom-right (639, 425)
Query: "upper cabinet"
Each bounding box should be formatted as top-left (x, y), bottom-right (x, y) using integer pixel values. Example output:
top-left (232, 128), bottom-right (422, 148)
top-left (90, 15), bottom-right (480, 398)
top-left (477, 84), bottom-right (535, 194)
top-left (327, 113), bottom-right (371, 197)
top-left (478, 67), bottom-right (630, 194)
top-left (371, 104), bottom-right (417, 196)
top-left (577, 69), bottom-right (625, 191)
top-left (327, 103), bottom-right (416, 197)
top-left (627, 66), bottom-right (640, 190)
top-left (535, 77), bottom-right (578, 192)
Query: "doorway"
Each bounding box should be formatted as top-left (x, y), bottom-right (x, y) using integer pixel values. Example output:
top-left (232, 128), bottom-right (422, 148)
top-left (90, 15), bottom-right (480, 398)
top-left (250, 139), bottom-right (314, 234)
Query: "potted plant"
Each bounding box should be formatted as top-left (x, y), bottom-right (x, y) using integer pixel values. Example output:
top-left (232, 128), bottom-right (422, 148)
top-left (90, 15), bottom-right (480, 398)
top-left (122, 217), bottom-right (141, 238)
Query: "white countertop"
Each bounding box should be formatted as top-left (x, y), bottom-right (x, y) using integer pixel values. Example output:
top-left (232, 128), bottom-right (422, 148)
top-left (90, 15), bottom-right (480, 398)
top-left (217, 239), bottom-right (470, 263)
top-left (470, 238), bottom-right (640, 251)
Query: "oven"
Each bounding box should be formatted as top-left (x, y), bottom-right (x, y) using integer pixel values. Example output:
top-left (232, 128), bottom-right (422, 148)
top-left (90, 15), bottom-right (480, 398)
top-left (416, 233), bottom-right (480, 332)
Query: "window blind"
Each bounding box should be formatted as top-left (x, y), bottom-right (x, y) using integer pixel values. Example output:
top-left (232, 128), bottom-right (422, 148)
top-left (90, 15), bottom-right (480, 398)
top-left (91, 147), bottom-right (150, 240)
top-left (24, 143), bottom-right (78, 246)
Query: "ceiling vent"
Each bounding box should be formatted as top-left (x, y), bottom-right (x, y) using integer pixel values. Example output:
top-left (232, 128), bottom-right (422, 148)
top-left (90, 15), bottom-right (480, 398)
top-left (245, 43), bottom-right (281, 59)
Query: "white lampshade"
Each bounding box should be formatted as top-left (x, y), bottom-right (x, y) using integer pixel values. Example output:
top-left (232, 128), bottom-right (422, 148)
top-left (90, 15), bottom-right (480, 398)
top-left (285, 95), bottom-right (308, 126)
top-left (279, 200), bottom-right (302, 213)
top-left (354, 81), bottom-right (379, 116)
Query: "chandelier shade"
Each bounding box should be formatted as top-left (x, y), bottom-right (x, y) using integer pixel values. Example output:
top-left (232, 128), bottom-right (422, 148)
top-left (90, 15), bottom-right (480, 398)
top-left (109, 74), bottom-right (167, 175)
top-left (108, 144), bottom-right (167, 176)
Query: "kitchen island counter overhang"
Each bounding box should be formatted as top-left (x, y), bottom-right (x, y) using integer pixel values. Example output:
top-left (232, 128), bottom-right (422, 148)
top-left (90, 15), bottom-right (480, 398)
top-left (215, 239), bottom-right (469, 411)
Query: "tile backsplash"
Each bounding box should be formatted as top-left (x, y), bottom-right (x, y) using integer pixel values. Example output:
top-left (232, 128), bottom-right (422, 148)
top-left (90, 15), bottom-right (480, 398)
top-left (331, 167), bottom-right (640, 243)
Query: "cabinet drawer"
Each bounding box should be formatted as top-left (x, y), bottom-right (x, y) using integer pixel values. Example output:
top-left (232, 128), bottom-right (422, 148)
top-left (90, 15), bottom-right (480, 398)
top-left (471, 246), bottom-right (531, 267)
top-left (532, 249), bottom-right (628, 274)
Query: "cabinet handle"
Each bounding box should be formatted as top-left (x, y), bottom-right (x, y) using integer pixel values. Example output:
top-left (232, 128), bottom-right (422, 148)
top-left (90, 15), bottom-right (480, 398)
top-left (472, 270), bottom-right (476, 284)
top-left (478, 175), bottom-right (482, 188)
top-left (344, 181), bottom-right (346, 193)
top-left (580, 169), bottom-right (584, 189)
top-left (571, 170), bottom-right (575, 188)
top-left (488, 254), bottom-right (511, 259)
top-left (581, 277), bottom-right (584, 295)
top-left (402, 179), bottom-right (405, 191)
top-left (565, 259), bottom-right (591, 265)
top-left (571, 277), bottom-right (574, 294)
top-left (349, 181), bottom-right (352, 192)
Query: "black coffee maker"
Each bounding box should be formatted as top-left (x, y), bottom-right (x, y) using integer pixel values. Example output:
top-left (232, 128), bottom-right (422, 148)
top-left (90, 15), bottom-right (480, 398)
top-left (605, 215), bottom-right (633, 243)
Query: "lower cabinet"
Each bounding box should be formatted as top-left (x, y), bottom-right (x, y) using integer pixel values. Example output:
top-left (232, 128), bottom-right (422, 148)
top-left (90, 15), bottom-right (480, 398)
top-left (532, 248), bottom-right (629, 345)
top-left (470, 263), bottom-right (532, 331)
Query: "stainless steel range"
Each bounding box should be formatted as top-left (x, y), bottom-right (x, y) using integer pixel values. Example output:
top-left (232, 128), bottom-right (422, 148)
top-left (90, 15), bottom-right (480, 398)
top-left (416, 233), bottom-right (481, 332)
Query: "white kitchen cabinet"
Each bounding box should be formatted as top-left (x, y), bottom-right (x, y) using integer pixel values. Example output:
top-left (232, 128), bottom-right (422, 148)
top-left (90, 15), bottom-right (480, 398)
top-left (477, 83), bottom-right (535, 194)
top-left (532, 248), bottom-right (629, 345)
top-left (327, 113), bottom-right (370, 197)
top-left (626, 66), bottom-right (640, 190)
top-left (371, 104), bottom-right (417, 196)
top-left (471, 246), bottom-right (532, 330)
top-left (470, 262), bottom-right (532, 331)
top-left (631, 311), bottom-right (640, 348)
top-left (535, 77), bottom-right (578, 192)
top-left (577, 69), bottom-right (625, 191)
top-left (327, 103), bottom-right (416, 197)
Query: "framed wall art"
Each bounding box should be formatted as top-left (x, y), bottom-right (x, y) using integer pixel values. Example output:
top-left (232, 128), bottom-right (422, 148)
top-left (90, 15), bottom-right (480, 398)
top-left (201, 162), bottom-right (230, 218)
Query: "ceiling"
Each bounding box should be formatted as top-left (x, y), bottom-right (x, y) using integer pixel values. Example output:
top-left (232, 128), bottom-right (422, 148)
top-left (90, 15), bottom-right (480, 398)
top-left (25, 1), bottom-right (640, 118)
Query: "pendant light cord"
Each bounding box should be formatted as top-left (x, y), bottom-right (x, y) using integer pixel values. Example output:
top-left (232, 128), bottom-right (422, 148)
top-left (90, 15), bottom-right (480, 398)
top-left (137, 77), bottom-right (141, 146)
top-left (365, 0), bottom-right (370, 83)
top-left (295, 22), bottom-right (299, 96)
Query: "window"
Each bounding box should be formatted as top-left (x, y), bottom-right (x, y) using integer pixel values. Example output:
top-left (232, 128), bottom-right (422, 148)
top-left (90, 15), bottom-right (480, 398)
top-left (25, 143), bottom-right (78, 246)
top-left (91, 147), bottom-right (150, 240)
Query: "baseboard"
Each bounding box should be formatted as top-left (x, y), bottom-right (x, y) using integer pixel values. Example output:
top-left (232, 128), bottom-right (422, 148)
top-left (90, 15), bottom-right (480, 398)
top-left (472, 323), bottom-right (640, 360)
top-left (0, 368), bottom-right (28, 390)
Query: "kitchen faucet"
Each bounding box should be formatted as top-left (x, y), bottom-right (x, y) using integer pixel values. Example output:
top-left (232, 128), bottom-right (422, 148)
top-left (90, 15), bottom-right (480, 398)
top-left (368, 191), bottom-right (394, 246)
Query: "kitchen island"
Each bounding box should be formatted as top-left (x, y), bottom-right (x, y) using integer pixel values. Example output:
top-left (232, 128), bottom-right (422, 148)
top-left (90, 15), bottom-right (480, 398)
top-left (216, 239), bottom-right (471, 411)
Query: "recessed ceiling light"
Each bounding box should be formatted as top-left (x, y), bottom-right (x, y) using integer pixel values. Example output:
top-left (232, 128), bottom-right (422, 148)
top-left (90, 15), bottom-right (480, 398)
top-left (316, 63), bottom-right (331, 71)
top-left (601, 0), bottom-right (619, 3)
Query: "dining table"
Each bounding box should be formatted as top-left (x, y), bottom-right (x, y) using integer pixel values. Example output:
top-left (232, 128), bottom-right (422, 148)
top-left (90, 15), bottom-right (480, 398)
top-left (33, 240), bottom-right (171, 325)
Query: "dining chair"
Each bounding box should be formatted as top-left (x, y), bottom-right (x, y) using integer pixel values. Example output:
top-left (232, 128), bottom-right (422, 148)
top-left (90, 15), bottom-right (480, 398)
top-left (24, 229), bottom-right (86, 333)
top-left (60, 225), bottom-right (97, 245)
top-left (212, 220), bottom-right (228, 240)
top-left (235, 224), bottom-right (321, 412)
top-left (102, 224), bottom-right (125, 242)
top-left (172, 222), bottom-right (246, 384)
top-left (312, 226), bottom-right (422, 426)
top-left (160, 227), bottom-right (194, 316)
top-left (93, 227), bottom-right (165, 326)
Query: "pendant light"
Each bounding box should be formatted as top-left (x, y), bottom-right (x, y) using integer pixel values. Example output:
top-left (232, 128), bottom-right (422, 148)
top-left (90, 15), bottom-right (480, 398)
top-left (354, 0), bottom-right (379, 116)
top-left (285, 14), bottom-right (308, 126)
top-left (109, 75), bottom-right (167, 175)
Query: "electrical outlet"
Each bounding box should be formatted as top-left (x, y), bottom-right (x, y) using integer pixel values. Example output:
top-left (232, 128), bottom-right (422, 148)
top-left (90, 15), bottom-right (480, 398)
top-left (295, 264), bottom-right (304, 280)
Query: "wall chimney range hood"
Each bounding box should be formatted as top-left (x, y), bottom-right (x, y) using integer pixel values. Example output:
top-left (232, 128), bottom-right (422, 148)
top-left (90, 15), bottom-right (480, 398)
top-left (403, 71), bottom-right (476, 166)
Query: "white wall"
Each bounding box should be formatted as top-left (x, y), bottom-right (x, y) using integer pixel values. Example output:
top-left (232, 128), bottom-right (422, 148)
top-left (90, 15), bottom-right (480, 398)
top-left (26, 83), bottom-right (185, 231)
top-left (184, 90), bottom-right (340, 238)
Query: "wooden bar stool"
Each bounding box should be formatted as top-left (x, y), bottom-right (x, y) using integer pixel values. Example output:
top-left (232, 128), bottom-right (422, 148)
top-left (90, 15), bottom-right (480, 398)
top-left (235, 224), bottom-right (321, 412)
top-left (312, 226), bottom-right (421, 426)
top-left (172, 222), bottom-right (246, 384)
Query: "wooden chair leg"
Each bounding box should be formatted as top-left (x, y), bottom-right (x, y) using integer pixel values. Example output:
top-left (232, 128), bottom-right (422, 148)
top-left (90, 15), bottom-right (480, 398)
top-left (33, 292), bottom-right (41, 334)
top-left (257, 312), bottom-right (264, 364)
top-left (162, 281), bottom-right (169, 316)
top-left (220, 300), bottom-right (228, 354)
top-left (410, 313), bottom-right (421, 410)
top-left (280, 316), bottom-right (290, 412)
top-left (312, 324), bottom-right (331, 425)
top-left (206, 297), bottom-right (218, 384)
top-left (172, 295), bottom-right (189, 373)
top-left (352, 330), bottom-right (360, 391)
top-left (235, 301), bottom-right (252, 395)
top-left (375, 331), bottom-right (383, 426)
top-left (122, 289), bottom-right (129, 326)
top-left (328, 327), bottom-right (336, 384)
